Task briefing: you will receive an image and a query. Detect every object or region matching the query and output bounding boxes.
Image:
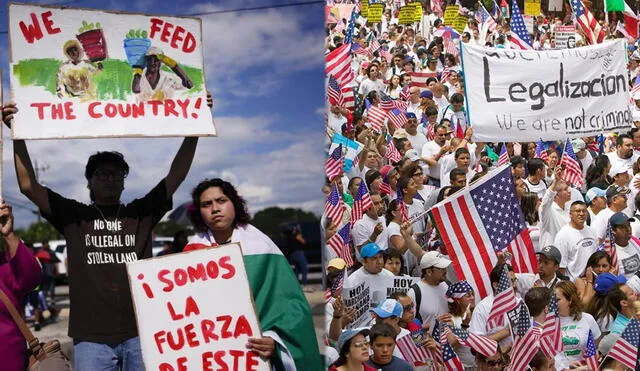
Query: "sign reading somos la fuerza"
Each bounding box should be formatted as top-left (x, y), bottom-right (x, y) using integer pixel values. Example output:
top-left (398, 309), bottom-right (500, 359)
top-left (126, 244), bottom-right (269, 371)
top-left (9, 3), bottom-right (215, 139)
top-left (461, 39), bottom-right (631, 142)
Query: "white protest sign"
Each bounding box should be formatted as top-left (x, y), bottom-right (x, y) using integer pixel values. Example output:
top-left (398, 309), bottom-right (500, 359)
top-left (555, 25), bottom-right (577, 49)
top-left (9, 3), bottom-right (215, 139)
top-left (126, 244), bottom-right (269, 371)
top-left (461, 39), bottom-right (631, 142)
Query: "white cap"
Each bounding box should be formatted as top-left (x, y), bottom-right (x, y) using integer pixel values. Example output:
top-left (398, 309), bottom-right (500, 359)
top-left (609, 161), bottom-right (631, 177)
top-left (627, 275), bottom-right (640, 294)
top-left (420, 251), bottom-right (452, 269)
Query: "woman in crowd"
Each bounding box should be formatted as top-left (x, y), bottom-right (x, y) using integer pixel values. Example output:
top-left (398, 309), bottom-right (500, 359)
top-left (585, 272), bottom-right (627, 332)
top-left (521, 192), bottom-right (540, 251)
top-left (554, 281), bottom-right (601, 371)
top-left (184, 178), bottom-right (321, 370)
top-left (385, 75), bottom-right (402, 99)
top-left (446, 281), bottom-right (476, 369)
top-left (327, 329), bottom-right (376, 371)
top-left (586, 155), bottom-right (612, 189)
top-left (0, 202), bottom-right (42, 371)
top-left (383, 248), bottom-right (408, 277)
top-left (575, 251), bottom-right (613, 305)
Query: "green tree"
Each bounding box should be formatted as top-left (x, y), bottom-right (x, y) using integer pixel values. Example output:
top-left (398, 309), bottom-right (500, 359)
top-left (15, 221), bottom-right (63, 245)
top-left (252, 207), bottom-right (319, 239)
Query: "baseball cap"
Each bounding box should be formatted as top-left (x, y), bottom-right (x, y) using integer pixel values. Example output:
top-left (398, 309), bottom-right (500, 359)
top-left (585, 187), bottom-right (606, 204)
top-left (327, 258), bottom-right (347, 270)
top-left (370, 298), bottom-right (403, 318)
top-left (335, 328), bottom-right (371, 353)
top-left (405, 112), bottom-right (417, 120)
top-left (594, 272), bottom-right (627, 295)
top-left (420, 90), bottom-right (433, 99)
top-left (610, 212), bottom-right (634, 227)
top-left (360, 243), bottom-right (383, 258)
top-left (571, 138), bottom-right (586, 151)
top-left (417, 47), bottom-right (427, 55)
top-left (606, 185), bottom-right (630, 200)
top-left (536, 245), bottom-right (562, 265)
top-left (626, 275), bottom-right (640, 294)
top-left (420, 251), bottom-right (452, 269)
top-left (405, 149), bottom-right (420, 162)
top-left (608, 162), bottom-right (632, 178)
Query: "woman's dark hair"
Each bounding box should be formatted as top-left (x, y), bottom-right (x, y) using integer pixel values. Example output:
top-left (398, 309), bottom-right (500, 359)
top-left (586, 155), bottom-right (611, 189)
top-left (521, 192), bottom-right (539, 225)
top-left (188, 178), bottom-right (251, 232)
top-left (586, 283), bottom-right (625, 328)
top-left (383, 248), bottom-right (406, 275)
top-left (529, 350), bottom-right (549, 369)
top-left (583, 251), bottom-right (612, 276)
top-left (385, 199), bottom-right (399, 226)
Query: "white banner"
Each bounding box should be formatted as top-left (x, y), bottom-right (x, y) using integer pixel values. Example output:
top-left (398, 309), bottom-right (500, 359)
top-left (461, 40), bottom-right (632, 142)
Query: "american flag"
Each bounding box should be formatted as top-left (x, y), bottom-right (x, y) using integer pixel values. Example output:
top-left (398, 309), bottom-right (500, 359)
top-left (326, 43), bottom-right (355, 87)
top-left (440, 67), bottom-right (453, 83)
top-left (498, 143), bottom-right (510, 166)
top-left (487, 264), bottom-right (518, 329)
top-left (444, 38), bottom-right (460, 57)
top-left (380, 181), bottom-right (392, 195)
top-left (408, 71), bottom-right (439, 89)
top-left (509, 0), bottom-right (533, 50)
top-left (437, 322), bottom-right (464, 371)
top-left (366, 101), bottom-right (388, 131)
top-left (535, 140), bottom-right (549, 163)
top-left (584, 329), bottom-right (599, 371)
top-left (479, 4), bottom-right (498, 32)
top-left (341, 85), bottom-right (355, 111)
top-left (430, 165), bottom-right (537, 299)
top-left (396, 185), bottom-right (410, 222)
top-left (380, 47), bottom-right (393, 63)
top-left (540, 293), bottom-right (563, 358)
top-left (324, 184), bottom-right (345, 224)
top-left (560, 138), bottom-right (584, 187)
top-left (334, 20), bottom-right (345, 34)
top-left (607, 318), bottom-right (640, 368)
top-left (325, 144), bottom-right (343, 180)
top-left (425, 122), bottom-right (435, 141)
top-left (399, 84), bottom-right (411, 101)
top-left (447, 326), bottom-right (498, 358)
top-left (352, 43), bottom-right (373, 58)
top-left (379, 91), bottom-right (408, 111)
top-left (570, 0), bottom-right (606, 45)
top-left (328, 223), bottom-right (354, 267)
top-left (397, 332), bottom-right (438, 367)
top-left (601, 221), bottom-right (619, 274)
top-left (344, 10), bottom-right (357, 43)
top-left (327, 75), bottom-right (344, 106)
top-left (509, 302), bottom-right (542, 371)
top-left (368, 38), bottom-right (381, 54)
top-left (386, 136), bottom-right (402, 163)
top-left (351, 181), bottom-right (373, 223)
top-left (324, 269), bottom-right (345, 303)
top-left (388, 108), bottom-right (408, 129)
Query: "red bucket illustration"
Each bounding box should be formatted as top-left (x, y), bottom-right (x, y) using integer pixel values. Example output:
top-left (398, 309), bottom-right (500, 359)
top-left (77, 29), bottom-right (108, 62)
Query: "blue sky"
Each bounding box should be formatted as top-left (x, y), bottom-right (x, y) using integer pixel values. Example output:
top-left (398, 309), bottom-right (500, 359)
top-left (0, 0), bottom-right (326, 228)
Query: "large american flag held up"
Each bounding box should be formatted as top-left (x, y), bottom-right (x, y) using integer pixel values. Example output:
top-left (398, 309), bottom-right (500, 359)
top-left (584, 329), bottom-right (599, 371)
top-left (325, 144), bottom-right (343, 180)
top-left (351, 181), bottom-right (373, 223)
top-left (509, 302), bottom-right (542, 371)
top-left (430, 164), bottom-right (537, 300)
top-left (540, 292), bottom-right (563, 358)
top-left (408, 71), bottom-right (439, 89)
top-left (327, 223), bottom-right (354, 267)
top-left (570, 0), bottom-right (606, 44)
top-left (607, 318), bottom-right (640, 368)
top-left (326, 43), bottom-right (355, 87)
top-left (509, 0), bottom-right (533, 50)
top-left (487, 264), bottom-right (518, 329)
top-left (560, 138), bottom-right (584, 187)
top-left (324, 183), bottom-right (345, 224)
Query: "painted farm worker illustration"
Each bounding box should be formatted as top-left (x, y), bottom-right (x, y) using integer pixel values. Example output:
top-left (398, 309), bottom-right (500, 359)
top-left (132, 46), bottom-right (193, 102)
top-left (56, 39), bottom-right (103, 100)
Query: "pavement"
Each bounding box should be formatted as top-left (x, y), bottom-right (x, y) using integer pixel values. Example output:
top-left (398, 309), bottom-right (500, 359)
top-left (32, 283), bottom-right (327, 363)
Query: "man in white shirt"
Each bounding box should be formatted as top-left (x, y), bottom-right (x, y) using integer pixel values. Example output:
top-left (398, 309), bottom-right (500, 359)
top-left (407, 251), bottom-right (450, 330)
top-left (606, 134), bottom-right (638, 174)
top-left (523, 158), bottom-right (548, 199)
top-left (538, 167), bottom-right (571, 250)
top-left (406, 86), bottom-right (422, 119)
top-left (572, 138), bottom-right (592, 184)
top-left (591, 185), bottom-right (631, 242)
top-left (610, 212), bottom-right (640, 278)
top-left (403, 113), bottom-right (428, 151)
top-left (420, 124), bottom-right (451, 187)
top-left (439, 93), bottom-right (467, 132)
top-left (515, 245), bottom-right (567, 296)
top-left (585, 187), bottom-right (607, 225)
top-left (553, 201), bottom-right (598, 281)
top-left (358, 64), bottom-right (386, 101)
top-left (352, 193), bottom-right (389, 254)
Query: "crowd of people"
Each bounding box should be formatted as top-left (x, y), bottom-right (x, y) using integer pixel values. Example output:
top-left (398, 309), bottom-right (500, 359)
top-left (324, 0), bottom-right (640, 369)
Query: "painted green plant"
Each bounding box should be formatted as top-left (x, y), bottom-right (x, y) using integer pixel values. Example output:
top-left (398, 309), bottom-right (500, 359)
top-left (78, 21), bottom-right (101, 34)
top-left (125, 29), bottom-right (148, 39)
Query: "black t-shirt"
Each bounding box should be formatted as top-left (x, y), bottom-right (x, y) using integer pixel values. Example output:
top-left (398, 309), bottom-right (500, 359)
top-left (366, 356), bottom-right (413, 371)
top-left (42, 181), bottom-right (171, 343)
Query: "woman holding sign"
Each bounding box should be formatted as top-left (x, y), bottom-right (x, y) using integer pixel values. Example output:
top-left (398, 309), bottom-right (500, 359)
top-left (184, 178), bottom-right (322, 371)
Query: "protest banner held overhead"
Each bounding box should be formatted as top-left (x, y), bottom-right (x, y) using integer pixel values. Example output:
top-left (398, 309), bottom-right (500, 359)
top-left (126, 244), bottom-right (270, 371)
top-left (461, 39), bottom-right (632, 142)
top-left (8, 3), bottom-right (215, 139)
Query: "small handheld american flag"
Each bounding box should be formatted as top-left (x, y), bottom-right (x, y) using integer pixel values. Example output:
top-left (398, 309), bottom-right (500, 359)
top-left (487, 265), bottom-right (518, 329)
top-left (560, 138), bottom-right (584, 187)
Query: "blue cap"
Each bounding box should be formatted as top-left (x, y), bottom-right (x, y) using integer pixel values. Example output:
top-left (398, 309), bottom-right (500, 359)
top-left (585, 187), bottom-right (606, 204)
top-left (419, 90), bottom-right (433, 99)
top-left (370, 299), bottom-right (403, 318)
top-left (610, 212), bottom-right (634, 227)
top-left (335, 328), bottom-right (370, 353)
top-left (405, 112), bottom-right (417, 120)
top-left (360, 243), bottom-right (383, 258)
top-left (594, 272), bottom-right (627, 295)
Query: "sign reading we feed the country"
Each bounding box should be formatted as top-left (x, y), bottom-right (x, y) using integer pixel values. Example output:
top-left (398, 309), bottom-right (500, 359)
top-left (360, 0), bottom-right (369, 18)
top-left (367, 4), bottom-right (384, 23)
top-left (408, 2), bottom-right (423, 22)
top-left (8, 3), bottom-right (215, 139)
top-left (398, 6), bottom-right (415, 25)
top-left (461, 39), bottom-right (632, 142)
top-left (443, 6), bottom-right (467, 33)
top-left (126, 244), bottom-right (269, 371)
top-left (524, 0), bottom-right (541, 15)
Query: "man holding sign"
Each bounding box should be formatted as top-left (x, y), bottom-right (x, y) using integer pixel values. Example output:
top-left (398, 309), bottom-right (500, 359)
top-left (2, 99), bottom-right (207, 370)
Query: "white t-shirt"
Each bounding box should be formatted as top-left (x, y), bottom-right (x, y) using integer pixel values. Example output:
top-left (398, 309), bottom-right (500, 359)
top-left (553, 224), bottom-right (598, 281)
top-left (344, 267), bottom-right (395, 327)
top-left (606, 151), bottom-right (639, 176)
top-left (538, 188), bottom-right (570, 251)
top-left (406, 132), bottom-right (428, 153)
top-left (554, 313), bottom-right (601, 371)
top-left (421, 140), bottom-right (444, 179)
top-left (616, 239), bottom-right (640, 278)
top-left (523, 177), bottom-right (548, 199)
top-left (591, 208), bottom-right (616, 242)
top-left (352, 214), bottom-right (389, 258)
top-left (358, 78), bottom-right (385, 98)
top-left (407, 281), bottom-right (448, 330)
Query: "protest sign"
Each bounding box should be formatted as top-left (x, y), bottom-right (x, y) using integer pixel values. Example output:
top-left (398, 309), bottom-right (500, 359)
top-left (555, 25), bottom-right (577, 49)
top-left (126, 244), bottom-right (269, 371)
top-left (443, 6), bottom-right (468, 33)
top-left (524, 0), bottom-right (541, 15)
top-left (367, 4), bottom-right (384, 23)
top-left (398, 6), bottom-right (415, 25)
top-left (383, 276), bottom-right (420, 297)
top-left (8, 3), bottom-right (215, 139)
top-left (548, 0), bottom-right (563, 11)
top-left (343, 279), bottom-right (372, 329)
top-left (461, 40), bottom-right (631, 142)
top-left (523, 15), bottom-right (535, 34)
top-left (360, 0), bottom-right (369, 18)
top-left (408, 2), bottom-right (423, 23)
